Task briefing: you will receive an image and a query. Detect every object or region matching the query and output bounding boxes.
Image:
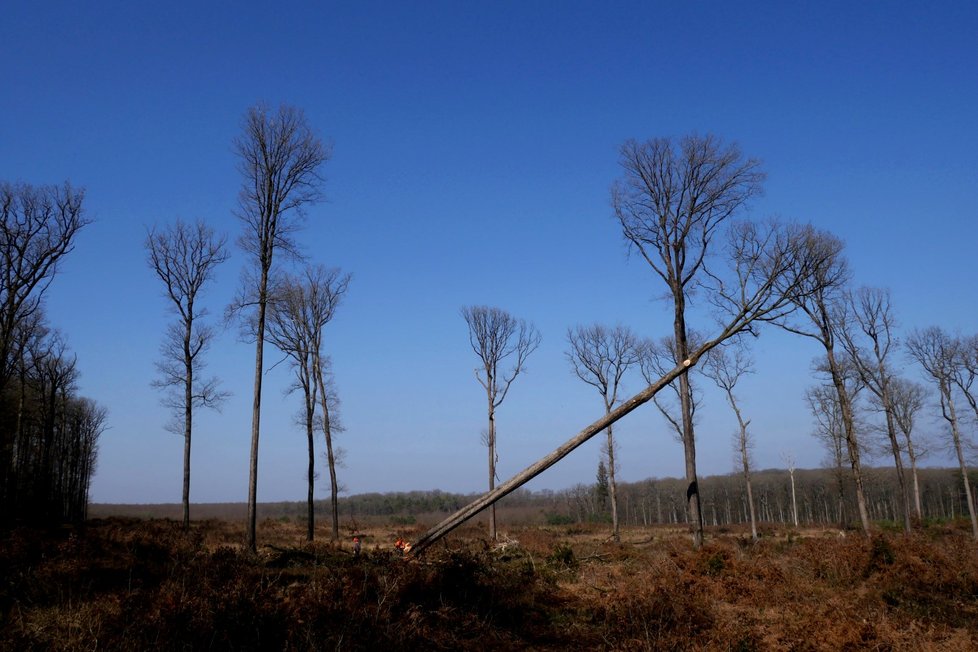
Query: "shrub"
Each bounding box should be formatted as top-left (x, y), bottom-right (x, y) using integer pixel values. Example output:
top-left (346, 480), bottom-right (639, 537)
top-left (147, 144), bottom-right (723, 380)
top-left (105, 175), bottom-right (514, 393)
top-left (546, 543), bottom-right (577, 570)
top-left (543, 512), bottom-right (574, 526)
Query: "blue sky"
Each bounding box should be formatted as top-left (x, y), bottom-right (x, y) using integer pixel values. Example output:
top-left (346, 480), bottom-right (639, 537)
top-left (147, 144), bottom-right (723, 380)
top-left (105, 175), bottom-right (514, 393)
top-left (2, 1), bottom-right (976, 504)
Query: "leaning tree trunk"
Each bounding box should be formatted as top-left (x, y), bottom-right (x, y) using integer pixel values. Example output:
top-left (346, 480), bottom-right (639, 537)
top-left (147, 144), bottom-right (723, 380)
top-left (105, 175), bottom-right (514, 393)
top-left (410, 355), bottom-right (696, 556)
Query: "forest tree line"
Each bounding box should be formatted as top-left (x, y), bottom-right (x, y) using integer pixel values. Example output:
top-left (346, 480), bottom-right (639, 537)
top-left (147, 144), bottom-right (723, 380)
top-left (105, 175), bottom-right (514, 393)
top-left (0, 182), bottom-right (105, 525)
top-left (311, 466), bottom-right (978, 531)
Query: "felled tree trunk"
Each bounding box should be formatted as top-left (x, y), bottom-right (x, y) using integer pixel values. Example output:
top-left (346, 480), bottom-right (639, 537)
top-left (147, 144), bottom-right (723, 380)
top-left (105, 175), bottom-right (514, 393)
top-left (410, 357), bottom-right (695, 555)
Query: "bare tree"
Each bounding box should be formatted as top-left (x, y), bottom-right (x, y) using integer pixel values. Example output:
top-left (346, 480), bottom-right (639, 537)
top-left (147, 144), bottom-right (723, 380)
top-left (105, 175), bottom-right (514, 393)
top-left (230, 103), bottom-right (330, 552)
top-left (146, 219), bottom-right (229, 529)
top-left (0, 182), bottom-right (89, 390)
top-left (264, 276), bottom-right (315, 540)
top-left (565, 323), bottom-right (640, 542)
top-left (888, 377), bottom-right (929, 520)
top-left (839, 287), bottom-right (911, 533)
top-left (313, 357), bottom-right (344, 540)
top-left (612, 133), bottom-right (765, 548)
top-left (781, 452), bottom-right (799, 527)
top-left (806, 383), bottom-right (857, 528)
top-left (906, 327), bottom-right (978, 539)
top-left (776, 229), bottom-right (872, 536)
top-left (462, 305), bottom-right (541, 541)
top-left (952, 335), bottom-right (978, 433)
top-left (411, 221), bottom-right (825, 555)
top-left (702, 341), bottom-right (759, 540)
top-left (265, 265), bottom-right (350, 541)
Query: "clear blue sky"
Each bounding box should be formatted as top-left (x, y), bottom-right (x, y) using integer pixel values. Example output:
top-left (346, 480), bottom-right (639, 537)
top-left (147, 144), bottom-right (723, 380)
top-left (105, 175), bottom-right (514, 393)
top-left (2, 1), bottom-right (976, 504)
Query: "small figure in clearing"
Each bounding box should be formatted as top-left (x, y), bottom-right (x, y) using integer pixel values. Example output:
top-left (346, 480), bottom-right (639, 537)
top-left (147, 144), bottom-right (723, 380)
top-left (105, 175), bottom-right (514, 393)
top-left (353, 536), bottom-right (361, 558)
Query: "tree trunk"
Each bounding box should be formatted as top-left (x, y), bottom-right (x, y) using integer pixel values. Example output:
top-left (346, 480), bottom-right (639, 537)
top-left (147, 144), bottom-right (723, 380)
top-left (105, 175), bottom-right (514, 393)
top-left (488, 398), bottom-right (497, 542)
top-left (826, 346), bottom-right (872, 536)
top-left (410, 356), bottom-right (694, 555)
top-left (673, 289), bottom-right (704, 548)
top-left (726, 387), bottom-right (757, 540)
top-left (743, 458), bottom-right (758, 540)
top-left (183, 379), bottom-right (192, 531)
top-left (183, 328), bottom-right (193, 531)
top-left (789, 468), bottom-right (799, 527)
top-left (908, 447), bottom-right (923, 521)
top-left (306, 399), bottom-right (315, 542)
top-left (246, 267), bottom-right (268, 553)
top-left (944, 386), bottom-right (978, 539)
top-left (325, 427), bottom-right (339, 541)
top-left (606, 422), bottom-right (619, 542)
top-left (312, 349), bottom-right (340, 541)
top-left (882, 406), bottom-right (912, 533)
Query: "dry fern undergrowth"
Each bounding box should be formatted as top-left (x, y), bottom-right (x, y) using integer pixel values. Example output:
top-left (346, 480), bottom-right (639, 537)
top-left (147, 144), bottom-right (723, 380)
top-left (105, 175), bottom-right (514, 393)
top-left (2, 518), bottom-right (977, 650)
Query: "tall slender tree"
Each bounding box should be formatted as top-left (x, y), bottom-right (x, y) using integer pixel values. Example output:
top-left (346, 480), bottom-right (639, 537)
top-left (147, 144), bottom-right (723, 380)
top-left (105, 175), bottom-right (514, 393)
top-left (613, 134), bottom-right (764, 547)
top-left (781, 452), bottom-right (799, 527)
top-left (462, 305), bottom-right (540, 541)
top-left (265, 265), bottom-right (350, 541)
top-left (702, 342), bottom-right (759, 540)
top-left (566, 323), bottom-right (640, 542)
top-left (907, 327), bottom-right (978, 539)
top-left (839, 287), bottom-right (911, 532)
top-left (231, 103), bottom-right (330, 552)
top-left (806, 381), bottom-right (860, 528)
top-left (146, 219), bottom-right (229, 529)
top-left (888, 377), bottom-right (928, 520)
top-left (778, 229), bottom-right (872, 536)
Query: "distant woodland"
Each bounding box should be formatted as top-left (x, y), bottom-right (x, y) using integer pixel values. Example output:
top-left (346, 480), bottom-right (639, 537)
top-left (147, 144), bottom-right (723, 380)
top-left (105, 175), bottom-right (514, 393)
top-left (92, 465), bottom-right (978, 532)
